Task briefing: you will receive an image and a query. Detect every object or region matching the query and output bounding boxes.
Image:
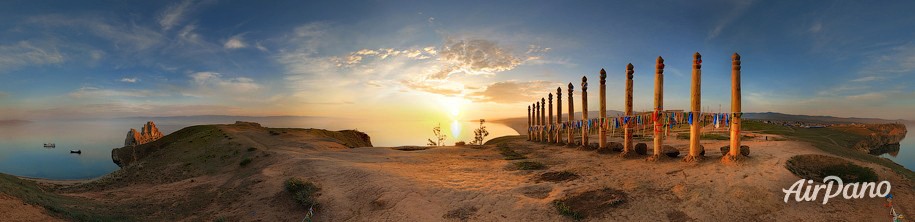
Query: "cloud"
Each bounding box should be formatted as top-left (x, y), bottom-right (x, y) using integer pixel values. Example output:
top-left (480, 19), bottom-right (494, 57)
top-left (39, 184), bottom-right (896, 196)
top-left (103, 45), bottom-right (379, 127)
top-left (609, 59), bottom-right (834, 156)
top-left (336, 47), bottom-right (436, 67)
top-left (468, 80), bottom-right (558, 103)
top-left (400, 79), bottom-right (463, 96)
top-left (0, 41), bottom-right (65, 71)
top-left (707, 0), bottom-right (755, 39)
top-left (255, 42), bottom-right (268, 52)
top-left (224, 34), bottom-right (247, 49)
top-left (68, 86), bottom-right (158, 99)
top-left (28, 15), bottom-right (164, 51)
top-left (158, 0), bottom-right (195, 31)
top-left (184, 72), bottom-right (261, 97)
top-left (120, 77), bottom-right (139, 83)
top-left (846, 92), bottom-right (887, 101)
top-left (431, 39), bottom-right (522, 79)
top-left (809, 21), bottom-right (823, 33)
top-left (850, 76), bottom-right (881, 82)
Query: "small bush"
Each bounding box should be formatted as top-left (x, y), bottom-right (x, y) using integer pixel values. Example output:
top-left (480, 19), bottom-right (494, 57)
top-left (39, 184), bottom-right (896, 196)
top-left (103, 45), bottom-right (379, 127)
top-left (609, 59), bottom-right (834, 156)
top-left (285, 178), bottom-right (320, 208)
top-left (785, 154), bottom-right (879, 183)
top-left (239, 158), bottom-right (252, 167)
top-left (515, 161), bottom-right (545, 170)
top-left (498, 146), bottom-right (526, 160)
top-left (247, 147), bottom-right (257, 152)
top-left (552, 200), bottom-right (584, 221)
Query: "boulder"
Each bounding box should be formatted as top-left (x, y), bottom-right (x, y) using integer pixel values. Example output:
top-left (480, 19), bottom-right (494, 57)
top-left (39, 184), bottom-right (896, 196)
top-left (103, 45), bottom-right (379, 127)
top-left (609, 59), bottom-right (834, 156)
top-left (662, 145), bottom-right (680, 157)
top-left (608, 142), bottom-right (623, 152)
top-left (634, 143), bottom-right (648, 155)
top-left (720, 145), bottom-right (751, 157)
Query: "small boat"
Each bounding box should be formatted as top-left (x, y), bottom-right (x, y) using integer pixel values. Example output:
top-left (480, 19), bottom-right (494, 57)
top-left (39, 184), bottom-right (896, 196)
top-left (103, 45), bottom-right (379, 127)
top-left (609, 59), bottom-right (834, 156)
top-left (43, 143), bottom-right (56, 148)
top-left (70, 150), bottom-right (81, 154)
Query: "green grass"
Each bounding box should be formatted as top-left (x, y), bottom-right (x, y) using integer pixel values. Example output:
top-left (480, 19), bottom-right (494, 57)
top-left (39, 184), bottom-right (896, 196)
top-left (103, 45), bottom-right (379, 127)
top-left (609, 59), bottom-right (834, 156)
top-left (285, 177), bottom-right (320, 209)
top-left (552, 200), bottom-right (584, 221)
top-left (785, 154), bottom-right (879, 183)
top-left (744, 120), bottom-right (915, 180)
top-left (0, 173), bottom-right (132, 221)
top-left (497, 144), bottom-right (526, 160)
top-left (514, 161), bottom-right (546, 170)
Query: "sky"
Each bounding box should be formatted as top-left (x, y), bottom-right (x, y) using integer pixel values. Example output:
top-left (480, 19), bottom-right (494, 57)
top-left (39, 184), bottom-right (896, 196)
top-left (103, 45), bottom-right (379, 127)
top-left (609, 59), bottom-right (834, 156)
top-left (2, 0), bottom-right (915, 123)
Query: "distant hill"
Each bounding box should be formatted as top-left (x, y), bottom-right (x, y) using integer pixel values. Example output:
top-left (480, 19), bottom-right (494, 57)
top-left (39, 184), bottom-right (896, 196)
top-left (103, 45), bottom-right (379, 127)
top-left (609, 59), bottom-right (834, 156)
top-left (0, 119), bottom-right (31, 126)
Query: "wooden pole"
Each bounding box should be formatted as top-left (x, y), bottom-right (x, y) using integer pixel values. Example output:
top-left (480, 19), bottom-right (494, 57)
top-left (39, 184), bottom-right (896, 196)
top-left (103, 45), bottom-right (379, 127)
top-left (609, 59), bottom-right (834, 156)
top-left (581, 76), bottom-right (589, 147)
top-left (685, 52), bottom-right (703, 162)
top-left (528, 105), bottom-right (532, 141)
top-left (541, 98), bottom-right (546, 142)
top-left (556, 87), bottom-right (563, 144)
top-left (534, 103), bottom-right (539, 142)
top-left (649, 57), bottom-right (664, 161)
top-left (548, 93), bottom-right (553, 143)
top-left (567, 83), bottom-right (575, 146)
top-left (599, 69), bottom-right (607, 149)
top-left (622, 63), bottom-right (635, 157)
top-left (728, 53), bottom-right (743, 158)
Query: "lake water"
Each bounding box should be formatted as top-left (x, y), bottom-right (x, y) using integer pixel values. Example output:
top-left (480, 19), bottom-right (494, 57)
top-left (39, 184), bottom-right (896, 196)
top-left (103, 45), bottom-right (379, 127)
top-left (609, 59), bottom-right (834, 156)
top-left (879, 125), bottom-right (915, 170)
top-left (0, 117), bottom-right (518, 180)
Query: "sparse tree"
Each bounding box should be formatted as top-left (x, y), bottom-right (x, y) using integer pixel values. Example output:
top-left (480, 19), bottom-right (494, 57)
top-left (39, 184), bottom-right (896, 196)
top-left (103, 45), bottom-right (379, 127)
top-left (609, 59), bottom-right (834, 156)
top-left (427, 123), bottom-right (447, 146)
top-left (472, 119), bottom-right (490, 145)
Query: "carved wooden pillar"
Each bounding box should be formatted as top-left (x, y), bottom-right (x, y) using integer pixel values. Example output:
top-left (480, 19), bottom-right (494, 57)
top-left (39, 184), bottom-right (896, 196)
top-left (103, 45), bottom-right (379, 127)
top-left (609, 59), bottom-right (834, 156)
top-left (649, 57), bottom-right (664, 161)
top-left (685, 52), bottom-right (703, 162)
top-left (567, 83), bottom-right (575, 146)
top-left (599, 69), bottom-right (607, 149)
top-left (534, 102), bottom-right (540, 142)
top-left (727, 53), bottom-right (743, 159)
top-left (528, 105), bottom-right (532, 141)
top-left (581, 76), bottom-right (589, 147)
top-left (622, 63), bottom-right (635, 157)
top-left (548, 93), bottom-right (553, 143)
top-left (556, 87), bottom-right (563, 144)
top-left (541, 98), bottom-right (546, 142)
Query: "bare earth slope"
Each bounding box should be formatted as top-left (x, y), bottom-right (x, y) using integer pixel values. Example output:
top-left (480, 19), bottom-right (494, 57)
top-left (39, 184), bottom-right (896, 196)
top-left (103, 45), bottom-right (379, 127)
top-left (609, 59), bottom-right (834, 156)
top-left (5, 121), bottom-right (915, 221)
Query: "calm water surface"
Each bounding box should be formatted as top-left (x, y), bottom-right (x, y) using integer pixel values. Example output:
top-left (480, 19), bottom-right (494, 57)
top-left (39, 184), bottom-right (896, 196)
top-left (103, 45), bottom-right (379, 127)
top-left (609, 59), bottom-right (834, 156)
top-left (879, 125), bottom-right (915, 170)
top-left (0, 117), bottom-right (518, 180)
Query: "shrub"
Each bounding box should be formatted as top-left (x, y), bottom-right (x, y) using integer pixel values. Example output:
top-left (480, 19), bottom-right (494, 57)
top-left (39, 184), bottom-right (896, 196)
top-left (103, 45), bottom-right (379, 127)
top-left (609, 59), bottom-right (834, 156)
top-left (239, 158), bottom-right (252, 167)
top-left (285, 178), bottom-right (320, 208)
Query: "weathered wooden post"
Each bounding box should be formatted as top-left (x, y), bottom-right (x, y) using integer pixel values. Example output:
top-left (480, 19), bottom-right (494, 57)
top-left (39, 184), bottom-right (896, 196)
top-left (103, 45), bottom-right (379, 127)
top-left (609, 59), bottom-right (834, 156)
top-left (599, 69), bottom-right (607, 149)
top-left (567, 83), bottom-right (575, 146)
top-left (685, 52), bottom-right (703, 162)
top-left (649, 57), bottom-right (665, 161)
top-left (541, 98), bottom-right (546, 142)
top-left (725, 53), bottom-right (743, 162)
top-left (528, 105), bottom-right (532, 141)
top-left (556, 87), bottom-right (563, 144)
top-left (621, 63), bottom-right (636, 157)
top-left (580, 76), bottom-right (589, 147)
top-left (548, 93), bottom-right (554, 143)
top-left (534, 102), bottom-right (539, 142)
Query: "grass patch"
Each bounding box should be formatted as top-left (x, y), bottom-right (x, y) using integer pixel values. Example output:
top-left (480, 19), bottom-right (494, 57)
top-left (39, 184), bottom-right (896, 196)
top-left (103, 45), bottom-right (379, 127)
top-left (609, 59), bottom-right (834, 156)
top-left (239, 158), bottom-right (252, 167)
top-left (484, 135), bottom-right (526, 145)
top-left (785, 154), bottom-right (879, 183)
top-left (0, 173), bottom-right (132, 221)
top-left (552, 200), bottom-right (584, 221)
top-left (392, 146), bottom-right (430, 151)
top-left (743, 120), bottom-right (915, 180)
top-left (676, 132), bottom-right (730, 140)
top-left (514, 161), bottom-right (546, 170)
top-left (497, 144), bottom-right (526, 160)
top-left (247, 147), bottom-right (257, 152)
top-left (552, 188), bottom-right (626, 220)
top-left (285, 177), bottom-right (320, 209)
top-left (538, 171), bottom-right (579, 182)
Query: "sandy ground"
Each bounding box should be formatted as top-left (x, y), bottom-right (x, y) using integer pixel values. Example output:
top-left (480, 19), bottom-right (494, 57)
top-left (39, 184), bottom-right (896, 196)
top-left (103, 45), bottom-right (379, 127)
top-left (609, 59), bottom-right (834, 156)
top-left (15, 125), bottom-right (915, 221)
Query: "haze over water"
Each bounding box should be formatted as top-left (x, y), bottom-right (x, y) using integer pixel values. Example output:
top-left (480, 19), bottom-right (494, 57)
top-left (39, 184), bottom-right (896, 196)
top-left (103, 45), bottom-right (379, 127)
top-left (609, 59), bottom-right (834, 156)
top-left (0, 117), bottom-right (517, 180)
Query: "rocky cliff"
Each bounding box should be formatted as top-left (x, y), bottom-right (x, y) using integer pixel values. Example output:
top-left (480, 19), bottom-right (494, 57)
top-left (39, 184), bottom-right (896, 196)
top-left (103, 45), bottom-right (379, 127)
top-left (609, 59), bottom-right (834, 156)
top-left (124, 121), bottom-right (164, 147)
top-left (849, 123), bottom-right (907, 153)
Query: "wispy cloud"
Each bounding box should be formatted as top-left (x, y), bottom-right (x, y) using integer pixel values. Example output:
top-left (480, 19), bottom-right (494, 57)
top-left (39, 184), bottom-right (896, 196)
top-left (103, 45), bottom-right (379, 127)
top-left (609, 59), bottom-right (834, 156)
top-left (809, 21), bottom-right (823, 33)
top-left (0, 41), bottom-right (64, 71)
top-left (28, 15), bottom-right (164, 51)
top-left (184, 72), bottom-right (261, 97)
top-left (468, 80), bottom-right (558, 103)
top-left (68, 86), bottom-right (159, 99)
top-left (120, 77), bottom-right (139, 83)
top-left (224, 34), bottom-right (247, 49)
top-left (158, 0), bottom-right (195, 31)
top-left (707, 0), bottom-right (755, 40)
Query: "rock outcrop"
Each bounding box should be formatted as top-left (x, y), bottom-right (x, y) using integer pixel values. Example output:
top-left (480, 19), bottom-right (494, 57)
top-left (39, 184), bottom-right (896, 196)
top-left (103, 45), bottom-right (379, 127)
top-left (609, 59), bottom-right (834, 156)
top-left (849, 123), bottom-right (907, 154)
top-left (124, 121), bottom-right (164, 147)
